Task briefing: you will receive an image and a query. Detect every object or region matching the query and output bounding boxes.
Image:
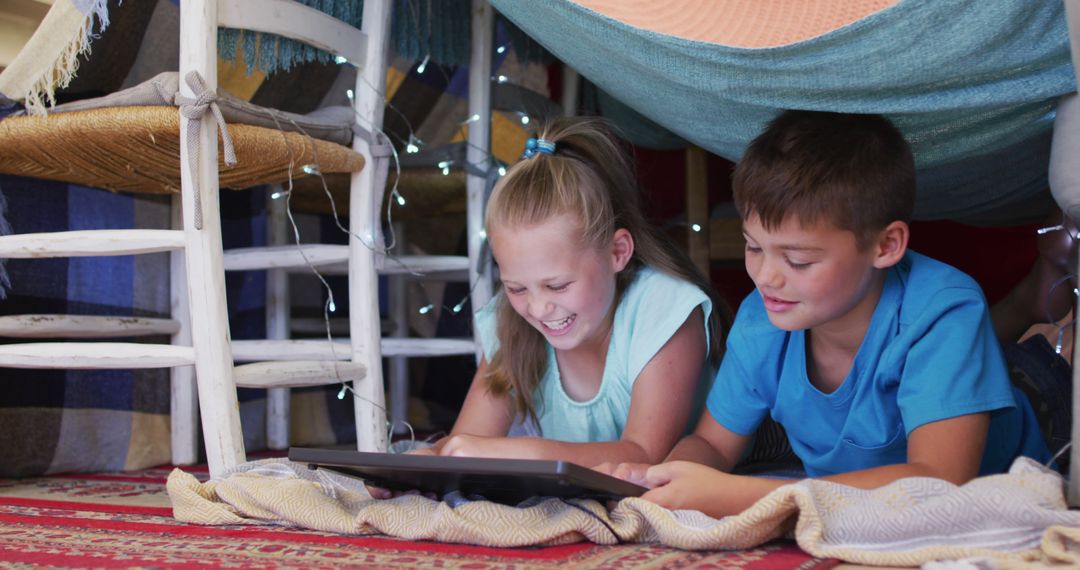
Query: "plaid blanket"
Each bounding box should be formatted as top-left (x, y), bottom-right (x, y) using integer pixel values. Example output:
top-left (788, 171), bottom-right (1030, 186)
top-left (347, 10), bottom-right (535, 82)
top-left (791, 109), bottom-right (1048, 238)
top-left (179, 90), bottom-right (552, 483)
top-left (0, 173), bottom-right (390, 477)
top-left (0, 176), bottom-right (236, 475)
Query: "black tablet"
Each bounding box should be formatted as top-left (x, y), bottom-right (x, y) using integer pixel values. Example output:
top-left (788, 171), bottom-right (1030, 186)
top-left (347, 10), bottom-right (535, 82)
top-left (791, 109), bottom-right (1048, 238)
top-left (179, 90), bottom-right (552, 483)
top-left (288, 447), bottom-right (647, 505)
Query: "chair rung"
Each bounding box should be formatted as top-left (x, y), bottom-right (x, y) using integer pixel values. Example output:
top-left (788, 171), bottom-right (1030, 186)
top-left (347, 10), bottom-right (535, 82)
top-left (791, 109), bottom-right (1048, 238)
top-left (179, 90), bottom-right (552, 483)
top-left (233, 360), bottom-right (366, 388)
top-left (317, 255), bottom-right (470, 277)
top-left (380, 255), bottom-right (470, 276)
top-left (0, 315), bottom-right (181, 338)
top-left (231, 337), bottom-right (475, 361)
top-left (382, 337), bottom-right (475, 356)
top-left (0, 230), bottom-right (185, 258)
top-left (230, 246), bottom-right (470, 279)
top-left (223, 244), bottom-right (348, 271)
top-left (0, 342), bottom-right (195, 369)
top-left (232, 339), bottom-right (352, 362)
top-left (265, 254), bottom-right (468, 278)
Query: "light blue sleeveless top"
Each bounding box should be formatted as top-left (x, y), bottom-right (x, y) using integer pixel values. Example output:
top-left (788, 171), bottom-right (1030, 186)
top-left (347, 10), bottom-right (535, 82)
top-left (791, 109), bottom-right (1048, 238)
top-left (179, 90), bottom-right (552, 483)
top-left (474, 266), bottom-right (713, 442)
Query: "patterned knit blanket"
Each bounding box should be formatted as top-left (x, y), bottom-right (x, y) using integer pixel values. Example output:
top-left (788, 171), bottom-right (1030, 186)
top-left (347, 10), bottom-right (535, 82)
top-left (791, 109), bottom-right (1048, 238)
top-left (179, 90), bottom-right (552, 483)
top-left (168, 456), bottom-right (1080, 568)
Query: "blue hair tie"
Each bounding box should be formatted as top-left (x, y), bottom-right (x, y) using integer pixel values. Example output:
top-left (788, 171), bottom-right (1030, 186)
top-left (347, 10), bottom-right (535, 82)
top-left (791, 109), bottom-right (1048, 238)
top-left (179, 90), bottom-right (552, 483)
top-left (522, 137), bottom-right (556, 159)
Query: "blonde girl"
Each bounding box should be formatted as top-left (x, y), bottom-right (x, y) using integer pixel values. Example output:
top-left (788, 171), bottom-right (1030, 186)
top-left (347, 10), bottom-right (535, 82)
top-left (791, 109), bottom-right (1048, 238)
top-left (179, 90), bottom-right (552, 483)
top-left (426, 117), bottom-right (727, 466)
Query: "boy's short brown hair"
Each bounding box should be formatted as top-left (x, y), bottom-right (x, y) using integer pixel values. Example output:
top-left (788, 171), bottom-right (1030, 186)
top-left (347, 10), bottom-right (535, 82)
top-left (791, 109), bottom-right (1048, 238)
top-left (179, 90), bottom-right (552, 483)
top-left (732, 111), bottom-right (915, 249)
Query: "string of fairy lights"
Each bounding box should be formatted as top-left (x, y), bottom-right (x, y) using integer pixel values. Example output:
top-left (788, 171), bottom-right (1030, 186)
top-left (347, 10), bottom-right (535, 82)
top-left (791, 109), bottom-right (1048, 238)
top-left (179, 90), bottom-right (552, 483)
top-left (317, 44), bottom-right (520, 309)
top-left (1035, 219), bottom-right (1080, 355)
top-left (257, 39), bottom-right (531, 435)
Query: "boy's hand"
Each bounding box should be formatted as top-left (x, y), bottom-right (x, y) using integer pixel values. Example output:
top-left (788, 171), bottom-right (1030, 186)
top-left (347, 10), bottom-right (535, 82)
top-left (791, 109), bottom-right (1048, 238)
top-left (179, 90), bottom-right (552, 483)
top-left (641, 461), bottom-right (784, 518)
top-left (593, 462), bottom-right (653, 488)
top-left (640, 461), bottom-right (731, 514)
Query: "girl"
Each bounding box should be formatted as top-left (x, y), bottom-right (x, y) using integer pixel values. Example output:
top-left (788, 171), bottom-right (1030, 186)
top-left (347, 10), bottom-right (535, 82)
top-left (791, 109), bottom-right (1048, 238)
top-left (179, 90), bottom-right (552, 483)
top-left (422, 117), bottom-right (728, 467)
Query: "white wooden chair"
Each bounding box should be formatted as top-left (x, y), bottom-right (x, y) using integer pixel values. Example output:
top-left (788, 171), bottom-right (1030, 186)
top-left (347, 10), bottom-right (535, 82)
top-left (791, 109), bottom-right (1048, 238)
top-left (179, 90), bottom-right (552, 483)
top-left (0, 0), bottom-right (394, 477)
top-left (383, 2), bottom-right (496, 435)
top-left (184, 0), bottom-right (398, 474)
top-left (379, 8), bottom-right (577, 435)
top-left (249, 0), bottom-right (497, 447)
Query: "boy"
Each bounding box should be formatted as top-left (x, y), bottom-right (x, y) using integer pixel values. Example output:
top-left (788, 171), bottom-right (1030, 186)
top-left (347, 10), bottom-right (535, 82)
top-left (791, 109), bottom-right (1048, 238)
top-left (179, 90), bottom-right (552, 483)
top-left (609, 111), bottom-right (1051, 518)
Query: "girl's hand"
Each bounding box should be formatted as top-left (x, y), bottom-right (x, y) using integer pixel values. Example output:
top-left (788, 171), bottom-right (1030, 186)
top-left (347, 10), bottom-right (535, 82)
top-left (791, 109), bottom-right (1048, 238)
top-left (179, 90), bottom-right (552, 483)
top-left (437, 433), bottom-right (500, 457)
top-left (366, 486), bottom-right (438, 500)
top-left (593, 462), bottom-right (653, 488)
top-left (367, 485), bottom-right (393, 500)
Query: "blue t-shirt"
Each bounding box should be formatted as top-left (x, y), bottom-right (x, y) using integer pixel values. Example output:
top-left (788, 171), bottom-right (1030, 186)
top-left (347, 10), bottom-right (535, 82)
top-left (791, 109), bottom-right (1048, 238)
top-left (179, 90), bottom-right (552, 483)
top-left (707, 251), bottom-right (1049, 477)
top-left (475, 266), bottom-right (713, 442)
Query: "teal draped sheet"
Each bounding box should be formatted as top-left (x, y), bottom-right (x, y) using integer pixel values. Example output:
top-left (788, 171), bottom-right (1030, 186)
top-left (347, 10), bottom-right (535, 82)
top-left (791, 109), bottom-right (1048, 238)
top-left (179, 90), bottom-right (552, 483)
top-left (491, 0), bottom-right (1077, 223)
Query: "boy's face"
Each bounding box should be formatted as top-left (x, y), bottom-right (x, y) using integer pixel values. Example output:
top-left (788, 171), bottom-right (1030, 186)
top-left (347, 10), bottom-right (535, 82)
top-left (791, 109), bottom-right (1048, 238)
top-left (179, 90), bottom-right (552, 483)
top-left (743, 214), bottom-right (884, 333)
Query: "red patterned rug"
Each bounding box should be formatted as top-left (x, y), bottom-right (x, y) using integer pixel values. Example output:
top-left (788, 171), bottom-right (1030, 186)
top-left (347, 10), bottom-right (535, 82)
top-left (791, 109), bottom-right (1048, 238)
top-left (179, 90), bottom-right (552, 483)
top-left (0, 465), bottom-right (839, 569)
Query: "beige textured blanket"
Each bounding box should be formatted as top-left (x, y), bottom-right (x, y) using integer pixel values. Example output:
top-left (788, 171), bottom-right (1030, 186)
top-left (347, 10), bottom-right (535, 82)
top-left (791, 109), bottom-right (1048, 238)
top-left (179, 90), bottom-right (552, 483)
top-left (167, 457), bottom-right (1080, 568)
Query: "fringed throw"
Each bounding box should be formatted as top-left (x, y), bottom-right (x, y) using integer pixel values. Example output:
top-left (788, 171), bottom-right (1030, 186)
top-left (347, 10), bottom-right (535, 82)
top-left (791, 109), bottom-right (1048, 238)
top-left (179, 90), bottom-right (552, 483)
top-left (217, 0), bottom-right (478, 74)
top-left (0, 0), bottom-right (111, 116)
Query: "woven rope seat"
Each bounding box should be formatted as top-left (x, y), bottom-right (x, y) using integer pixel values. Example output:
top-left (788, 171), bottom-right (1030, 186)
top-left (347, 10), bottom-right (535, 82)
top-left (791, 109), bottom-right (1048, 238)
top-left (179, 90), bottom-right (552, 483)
top-left (0, 106), bottom-right (364, 194)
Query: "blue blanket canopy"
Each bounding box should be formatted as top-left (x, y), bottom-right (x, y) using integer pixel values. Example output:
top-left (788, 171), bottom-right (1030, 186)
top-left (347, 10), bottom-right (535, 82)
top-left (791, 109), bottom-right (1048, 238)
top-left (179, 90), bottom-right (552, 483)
top-left (491, 0), bottom-right (1077, 223)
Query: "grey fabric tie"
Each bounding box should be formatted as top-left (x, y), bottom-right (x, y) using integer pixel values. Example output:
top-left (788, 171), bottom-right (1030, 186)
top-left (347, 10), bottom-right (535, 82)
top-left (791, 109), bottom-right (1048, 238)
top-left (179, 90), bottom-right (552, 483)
top-left (351, 125), bottom-right (394, 158)
top-left (174, 71), bottom-right (237, 229)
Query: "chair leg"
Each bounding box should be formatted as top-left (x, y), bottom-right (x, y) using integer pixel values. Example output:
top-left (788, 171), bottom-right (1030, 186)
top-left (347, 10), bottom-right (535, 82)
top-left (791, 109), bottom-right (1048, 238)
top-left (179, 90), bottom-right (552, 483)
top-left (347, 0), bottom-right (393, 453)
top-left (348, 160), bottom-right (389, 451)
top-left (388, 222), bottom-right (409, 435)
top-left (266, 388), bottom-right (290, 449)
top-left (183, 209), bottom-right (246, 475)
top-left (178, 0), bottom-right (246, 473)
top-left (170, 195), bottom-right (200, 466)
top-left (465, 0), bottom-right (495, 328)
top-left (182, 198), bottom-right (245, 476)
top-left (266, 187), bottom-right (290, 450)
top-left (347, 208), bottom-right (388, 452)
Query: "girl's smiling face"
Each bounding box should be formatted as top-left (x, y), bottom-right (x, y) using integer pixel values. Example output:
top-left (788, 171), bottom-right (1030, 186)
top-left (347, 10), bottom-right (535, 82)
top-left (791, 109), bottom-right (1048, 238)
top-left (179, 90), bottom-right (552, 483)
top-left (490, 213), bottom-right (631, 354)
